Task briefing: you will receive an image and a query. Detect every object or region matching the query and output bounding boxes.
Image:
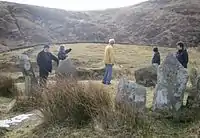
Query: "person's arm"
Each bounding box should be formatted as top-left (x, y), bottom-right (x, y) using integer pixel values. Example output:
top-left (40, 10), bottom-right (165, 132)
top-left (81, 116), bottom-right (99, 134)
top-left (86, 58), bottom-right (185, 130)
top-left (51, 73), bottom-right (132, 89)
top-left (37, 53), bottom-right (41, 67)
top-left (152, 54), bottom-right (155, 64)
top-left (110, 47), bottom-right (114, 65)
top-left (158, 53), bottom-right (161, 65)
top-left (185, 51), bottom-right (188, 64)
top-left (65, 48), bottom-right (72, 54)
top-left (51, 53), bottom-right (59, 66)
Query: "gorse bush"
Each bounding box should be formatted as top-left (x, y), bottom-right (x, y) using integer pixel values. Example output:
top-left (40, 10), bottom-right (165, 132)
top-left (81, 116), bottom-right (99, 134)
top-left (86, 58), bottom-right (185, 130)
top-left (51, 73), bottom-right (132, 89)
top-left (36, 79), bottom-right (113, 126)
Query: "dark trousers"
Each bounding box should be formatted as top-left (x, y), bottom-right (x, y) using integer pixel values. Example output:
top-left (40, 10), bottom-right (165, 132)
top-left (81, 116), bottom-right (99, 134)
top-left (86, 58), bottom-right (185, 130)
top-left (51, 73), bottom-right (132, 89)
top-left (39, 69), bottom-right (49, 87)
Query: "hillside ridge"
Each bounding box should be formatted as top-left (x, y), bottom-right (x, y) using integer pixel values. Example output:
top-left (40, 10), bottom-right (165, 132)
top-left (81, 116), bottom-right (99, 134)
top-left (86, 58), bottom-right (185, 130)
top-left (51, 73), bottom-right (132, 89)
top-left (0, 0), bottom-right (200, 51)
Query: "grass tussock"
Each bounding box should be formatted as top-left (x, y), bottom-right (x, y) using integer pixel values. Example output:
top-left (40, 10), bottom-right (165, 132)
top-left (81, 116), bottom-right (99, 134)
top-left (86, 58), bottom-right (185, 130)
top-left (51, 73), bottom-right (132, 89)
top-left (35, 79), bottom-right (113, 126)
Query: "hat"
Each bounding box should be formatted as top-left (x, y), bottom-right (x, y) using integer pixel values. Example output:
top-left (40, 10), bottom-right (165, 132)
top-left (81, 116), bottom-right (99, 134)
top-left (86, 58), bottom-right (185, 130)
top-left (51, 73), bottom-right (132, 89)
top-left (109, 39), bottom-right (115, 44)
top-left (44, 45), bottom-right (50, 49)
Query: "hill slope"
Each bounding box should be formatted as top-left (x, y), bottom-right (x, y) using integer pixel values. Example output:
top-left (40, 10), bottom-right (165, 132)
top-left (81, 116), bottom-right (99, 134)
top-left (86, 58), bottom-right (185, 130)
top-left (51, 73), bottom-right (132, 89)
top-left (0, 0), bottom-right (200, 50)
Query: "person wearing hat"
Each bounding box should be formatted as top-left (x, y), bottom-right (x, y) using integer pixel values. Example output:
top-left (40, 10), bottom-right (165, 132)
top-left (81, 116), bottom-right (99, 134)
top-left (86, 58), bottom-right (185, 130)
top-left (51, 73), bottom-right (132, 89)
top-left (152, 47), bottom-right (160, 65)
top-left (37, 45), bottom-right (59, 86)
top-left (176, 41), bottom-right (188, 68)
top-left (102, 39), bottom-right (115, 85)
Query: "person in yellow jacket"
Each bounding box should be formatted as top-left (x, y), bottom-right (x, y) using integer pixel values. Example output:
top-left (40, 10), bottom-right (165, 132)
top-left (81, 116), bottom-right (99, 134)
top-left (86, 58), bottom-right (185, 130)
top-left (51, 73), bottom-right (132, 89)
top-left (102, 39), bottom-right (115, 85)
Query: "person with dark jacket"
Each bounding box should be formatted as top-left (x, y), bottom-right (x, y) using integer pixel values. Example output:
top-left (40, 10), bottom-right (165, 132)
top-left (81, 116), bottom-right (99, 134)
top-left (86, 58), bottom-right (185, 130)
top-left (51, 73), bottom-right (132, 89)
top-left (37, 45), bottom-right (59, 86)
top-left (152, 47), bottom-right (160, 65)
top-left (176, 41), bottom-right (189, 68)
top-left (58, 46), bottom-right (72, 60)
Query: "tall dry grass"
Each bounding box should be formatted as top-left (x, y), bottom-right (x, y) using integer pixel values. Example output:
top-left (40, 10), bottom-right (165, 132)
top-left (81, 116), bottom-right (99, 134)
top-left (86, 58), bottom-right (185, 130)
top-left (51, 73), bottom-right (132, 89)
top-left (35, 78), bottom-right (113, 126)
top-left (31, 78), bottom-right (154, 137)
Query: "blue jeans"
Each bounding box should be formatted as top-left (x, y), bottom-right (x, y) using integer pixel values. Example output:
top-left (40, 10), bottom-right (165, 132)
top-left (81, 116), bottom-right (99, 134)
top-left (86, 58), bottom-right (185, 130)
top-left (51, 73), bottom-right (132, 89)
top-left (103, 64), bottom-right (113, 84)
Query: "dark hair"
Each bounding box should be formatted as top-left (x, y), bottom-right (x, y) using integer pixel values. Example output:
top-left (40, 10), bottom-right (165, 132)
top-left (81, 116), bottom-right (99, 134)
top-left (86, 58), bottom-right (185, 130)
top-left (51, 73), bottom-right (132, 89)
top-left (176, 41), bottom-right (184, 49)
top-left (153, 47), bottom-right (158, 52)
top-left (44, 45), bottom-right (50, 49)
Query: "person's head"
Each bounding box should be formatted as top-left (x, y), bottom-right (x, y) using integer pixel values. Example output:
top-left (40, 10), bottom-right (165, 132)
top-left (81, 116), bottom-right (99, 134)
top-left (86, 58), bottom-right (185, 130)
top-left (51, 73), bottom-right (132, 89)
top-left (59, 46), bottom-right (65, 52)
top-left (176, 41), bottom-right (184, 51)
top-left (153, 47), bottom-right (158, 53)
top-left (43, 45), bottom-right (50, 52)
top-left (109, 39), bottom-right (115, 46)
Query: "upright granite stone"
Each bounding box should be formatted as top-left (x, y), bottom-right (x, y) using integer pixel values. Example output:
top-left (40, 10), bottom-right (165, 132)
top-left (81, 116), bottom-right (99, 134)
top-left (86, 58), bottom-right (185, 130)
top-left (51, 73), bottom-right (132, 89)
top-left (19, 54), bottom-right (37, 97)
top-left (153, 53), bottom-right (188, 111)
top-left (116, 78), bottom-right (146, 111)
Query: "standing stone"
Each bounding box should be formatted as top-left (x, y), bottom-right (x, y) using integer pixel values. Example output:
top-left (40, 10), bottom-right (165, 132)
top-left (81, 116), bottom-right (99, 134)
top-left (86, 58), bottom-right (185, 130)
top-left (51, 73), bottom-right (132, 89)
top-left (116, 78), bottom-right (146, 111)
top-left (19, 54), bottom-right (37, 97)
top-left (56, 58), bottom-right (77, 78)
top-left (153, 53), bottom-right (188, 111)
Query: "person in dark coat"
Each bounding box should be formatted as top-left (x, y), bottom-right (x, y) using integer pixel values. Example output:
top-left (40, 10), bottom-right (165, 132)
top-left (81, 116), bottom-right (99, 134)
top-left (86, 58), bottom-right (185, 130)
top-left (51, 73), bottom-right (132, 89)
top-left (37, 45), bottom-right (59, 86)
top-left (176, 41), bottom-right (189, 68)
top-left (152, 47), bottom-right (161, 65)
top-left (57, 46), bottom-right (72, 60)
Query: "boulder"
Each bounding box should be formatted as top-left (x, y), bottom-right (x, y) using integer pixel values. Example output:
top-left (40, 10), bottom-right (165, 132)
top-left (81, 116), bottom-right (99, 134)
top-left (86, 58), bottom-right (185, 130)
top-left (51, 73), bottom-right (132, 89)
top-left (153, 53), bottom-right (188, 111)
top-left (134, 64), bottom-right (158, 87)
top-left (56, 58), bottom-right (77, 78)
top-left (116, 78), bottom-right (146, 111)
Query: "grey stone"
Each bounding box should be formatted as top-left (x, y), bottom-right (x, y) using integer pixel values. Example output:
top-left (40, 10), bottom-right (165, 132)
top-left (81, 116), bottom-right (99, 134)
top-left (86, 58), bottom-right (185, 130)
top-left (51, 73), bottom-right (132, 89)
top-left (116, 78), bottom-right (146, 111)
top-left (0, 99), bottom-right (16, 113)
top-left (0, 110), bottom-right (43, 137)
top-left (153, 53), bottom-right (189, 111)
top-left (56, 58), bottom-right (77, 77)
top-left (134, 65), bottom-right (158, 87)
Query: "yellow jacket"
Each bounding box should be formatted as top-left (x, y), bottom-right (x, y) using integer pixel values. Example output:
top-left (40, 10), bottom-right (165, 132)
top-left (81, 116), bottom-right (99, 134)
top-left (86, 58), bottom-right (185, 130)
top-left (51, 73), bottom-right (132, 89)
top-left (104, 45), bottom-right (114, 64)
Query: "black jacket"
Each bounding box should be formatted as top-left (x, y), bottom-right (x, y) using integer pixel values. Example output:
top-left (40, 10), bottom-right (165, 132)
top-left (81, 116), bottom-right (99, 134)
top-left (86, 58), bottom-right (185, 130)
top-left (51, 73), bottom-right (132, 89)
top-left (176, 50), bottom-right (188, 68)
top-left (152, 52), bottom-right (160, 65)
top-left (58, 49), bottom-right (72, 60)
top-left (37, 51), bottom-right (59, 72)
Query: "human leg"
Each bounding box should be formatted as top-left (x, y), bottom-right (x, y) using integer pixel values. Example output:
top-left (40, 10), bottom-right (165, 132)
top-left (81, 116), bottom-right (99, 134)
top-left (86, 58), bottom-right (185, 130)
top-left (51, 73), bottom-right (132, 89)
top-left (102, 64), bottom-right (109, 84)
